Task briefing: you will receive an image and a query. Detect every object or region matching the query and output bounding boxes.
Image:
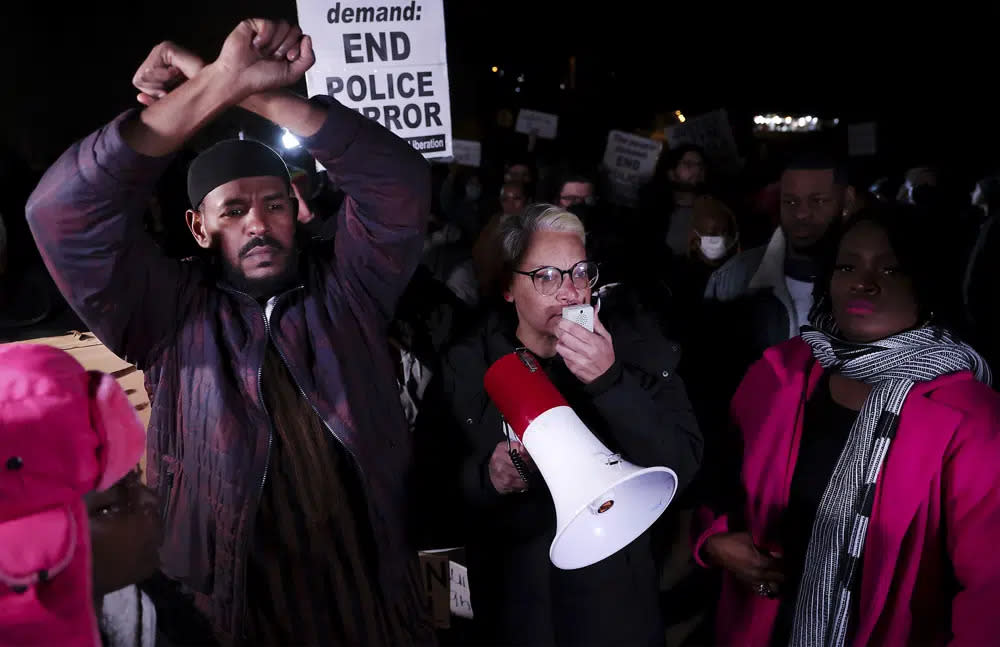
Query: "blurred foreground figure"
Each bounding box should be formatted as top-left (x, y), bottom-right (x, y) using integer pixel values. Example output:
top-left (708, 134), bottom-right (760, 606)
top-left (0, 344), bottom-right (147, 646)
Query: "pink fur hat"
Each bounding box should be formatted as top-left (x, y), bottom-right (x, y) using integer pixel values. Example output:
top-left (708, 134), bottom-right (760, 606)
top-left (0, 344), bottom-right (145, 646)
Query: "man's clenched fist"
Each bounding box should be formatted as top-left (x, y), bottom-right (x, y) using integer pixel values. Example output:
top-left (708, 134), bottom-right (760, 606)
top-left (133, 20), bottom-right (315, 106)
top-left (216, 19), bottom-right (315, 97)
top-left (133, 41), bottom-right (205, 106)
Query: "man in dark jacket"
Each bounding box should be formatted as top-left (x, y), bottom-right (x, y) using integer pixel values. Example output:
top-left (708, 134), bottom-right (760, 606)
top-left (693, 153), bottom-right (852, 447)
top-left (440, 204), bottom-right (702, 646)
top-left (27, 19), bottom-right (432, 646)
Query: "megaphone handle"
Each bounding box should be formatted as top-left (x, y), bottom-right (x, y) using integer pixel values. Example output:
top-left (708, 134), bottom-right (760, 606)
top-left (505, 421), bottom-right (531, 486)
top-left (509, 448), bottom-right (531, 486)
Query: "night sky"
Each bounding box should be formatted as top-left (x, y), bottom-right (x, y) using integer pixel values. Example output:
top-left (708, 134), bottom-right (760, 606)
top-left (3, 2), bottom-right (999, 183)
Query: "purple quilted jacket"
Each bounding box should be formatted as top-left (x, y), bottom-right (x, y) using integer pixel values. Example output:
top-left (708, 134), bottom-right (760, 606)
top-left (26, 97), bottom-right (430, 643)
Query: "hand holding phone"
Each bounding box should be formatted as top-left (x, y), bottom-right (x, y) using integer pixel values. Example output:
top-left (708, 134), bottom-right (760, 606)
top-left (556, 303), bottom-right (615, 385)
top-left (561, 304), bottom-right (594, 332)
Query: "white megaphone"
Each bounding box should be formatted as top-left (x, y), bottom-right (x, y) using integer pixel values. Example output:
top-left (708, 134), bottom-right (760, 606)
top-left (484, 350), bottom-right (678, 570)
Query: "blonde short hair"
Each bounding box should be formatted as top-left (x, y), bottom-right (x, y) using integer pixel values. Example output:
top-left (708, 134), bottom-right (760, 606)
top-left (499, 204), bottom-right (586, 270)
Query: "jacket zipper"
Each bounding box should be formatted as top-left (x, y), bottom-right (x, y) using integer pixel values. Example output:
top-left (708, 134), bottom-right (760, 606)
top-left (223, 285), bottom-right (372, 641)
top-left (242, 357), bottom-right (274, 641)
top-left (161, 468), bottom-right (175, 527)
top-left (222, 286), bottom-right (291, 641)
top-left (261, 295), bottom-right (372, 510)
top-left (252, 289), bottom-right (370, 504)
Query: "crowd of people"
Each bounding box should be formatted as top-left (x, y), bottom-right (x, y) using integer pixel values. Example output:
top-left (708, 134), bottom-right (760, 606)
top-left (2, 16), bottom-right (1000, 647)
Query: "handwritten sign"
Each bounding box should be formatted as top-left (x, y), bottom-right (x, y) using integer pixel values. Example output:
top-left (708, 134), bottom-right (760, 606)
top-left (666, 109), bottom-right (741, 175)
top-left (451, 139), bottom-right (482, 167)
top-left (515, 109), bottom-right (559, 140)
top-left (418, 548), bottom-right (474, 628)
top-left (602, 130), bottom-right (663, 207)
top-left (449, 561), bottom-right (473, 619)
top-left (848, 122), bottom-right (877, 157)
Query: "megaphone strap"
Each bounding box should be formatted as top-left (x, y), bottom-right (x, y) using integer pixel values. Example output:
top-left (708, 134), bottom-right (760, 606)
top-left (514, 347), bottom-right (539, 373)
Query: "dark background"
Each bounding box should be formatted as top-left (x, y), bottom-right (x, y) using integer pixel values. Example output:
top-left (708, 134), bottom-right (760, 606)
top-left (2, 2), bottom-right (998, 186)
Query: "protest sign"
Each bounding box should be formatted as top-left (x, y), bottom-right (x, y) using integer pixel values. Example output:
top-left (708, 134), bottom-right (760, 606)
top-left (665, 109), bottom-right (741, 175)
top-left (848, 122), bottom-right (877, 157)
top-left (419, 551), bottom-right (450, 628)
top-left (449, 561), bottom-right (473, 620)
top-left (451, 139), bottom-right (482, 167)
top-left (602, 130), bottom-right (663, 207)
top-left (515, 109), bottom-right (559, 139)
top-left (418, 548), bottom-right (474, 628)
top-left (297, 0), bottom-right (452, 158)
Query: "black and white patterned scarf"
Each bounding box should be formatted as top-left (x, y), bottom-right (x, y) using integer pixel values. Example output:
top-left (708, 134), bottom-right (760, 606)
top-left (792, 320), bottom-right (991, 647)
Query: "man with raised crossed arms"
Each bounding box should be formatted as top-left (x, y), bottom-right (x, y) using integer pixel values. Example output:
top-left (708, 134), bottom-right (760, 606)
top-left (27, 18), bottom-right (434, 646)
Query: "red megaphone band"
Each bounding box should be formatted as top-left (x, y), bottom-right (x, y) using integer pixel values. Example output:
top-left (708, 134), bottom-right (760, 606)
top-left (484, 351), bottom-right (569, 442)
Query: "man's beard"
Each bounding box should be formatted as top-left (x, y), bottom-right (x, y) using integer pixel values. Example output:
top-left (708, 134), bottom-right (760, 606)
top-left (787, 218), bottom-right (844, 262)
top-left (222, 235), bottom-right (301, 299)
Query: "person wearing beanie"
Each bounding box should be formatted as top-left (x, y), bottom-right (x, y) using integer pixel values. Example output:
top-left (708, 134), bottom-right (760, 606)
top-left (26, 18), bottom-right (433, 647)
top-left (0, 343), bottom-right (148, 646)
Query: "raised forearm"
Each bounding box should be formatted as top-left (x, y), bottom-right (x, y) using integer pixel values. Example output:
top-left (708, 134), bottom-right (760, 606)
top-left (240, 90), bottom-right (326, 138)
top-left (25, 109), bottom-right (188, 366)
top-left (120, 63), bottom-right (244, 158)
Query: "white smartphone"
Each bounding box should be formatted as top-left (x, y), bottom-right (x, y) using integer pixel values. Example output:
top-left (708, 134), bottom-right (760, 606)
top-left (561, 304), bottom-right (594, 332)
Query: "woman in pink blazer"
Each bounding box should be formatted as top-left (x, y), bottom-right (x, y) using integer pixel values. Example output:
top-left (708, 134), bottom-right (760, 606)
top-left (694, 206), bottom-right (1000, 647)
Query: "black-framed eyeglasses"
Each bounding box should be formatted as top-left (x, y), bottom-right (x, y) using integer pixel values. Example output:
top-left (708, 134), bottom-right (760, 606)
top-left (513, 261), bottom-right (599, 296)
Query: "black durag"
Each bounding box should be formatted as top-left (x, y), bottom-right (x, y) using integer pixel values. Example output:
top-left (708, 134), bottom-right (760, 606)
top-left (186, 139), bottom-right (291, 209)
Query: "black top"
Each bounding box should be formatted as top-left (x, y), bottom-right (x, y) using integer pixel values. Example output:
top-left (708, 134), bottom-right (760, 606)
top-left (771, 375), bottom-right (859, 646)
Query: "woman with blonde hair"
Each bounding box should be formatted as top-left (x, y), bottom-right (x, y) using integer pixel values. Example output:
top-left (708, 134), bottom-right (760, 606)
top-left (442, 204), bottom-right (702, 645)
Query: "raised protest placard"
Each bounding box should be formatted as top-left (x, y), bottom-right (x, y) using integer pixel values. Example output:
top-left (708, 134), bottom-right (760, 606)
top-left (848, 122), bottom-right (877, 157)
top-left (602, 130), bottom-right (663, 207)
top-left (666, 109), bottom-right (741, 175)
top-left (297, 0), bottom-right (452, 158)
top-left (418, 548), bottom-right (473, 628)
top-left (451, 139), bottom-right (482, 167)
top-left (515, 109), bottom-right (559, 139)
top-left (419, 551), bottom-right (450, 628)
top-left (449, 560), bottom-right (473, 620)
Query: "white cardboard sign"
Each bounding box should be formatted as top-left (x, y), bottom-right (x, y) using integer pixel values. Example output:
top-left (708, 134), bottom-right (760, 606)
top-left (451, 139), bottom-right (482, 167)
top-left (848, 122), bottom-right (877, 157)
top-left (602, 130), bottom-right (663, 207)
top-left (515, 109), bottom-right (559, 139)
top-left (297, 0), bottom-right (453, 158)
top-left (665, 109), bottom-right (741, 175)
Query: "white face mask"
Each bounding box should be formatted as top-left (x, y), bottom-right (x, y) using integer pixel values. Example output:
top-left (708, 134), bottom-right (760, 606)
top-left (697, 234), bottom-right (732, 261)
top-left (971, 183), bottom-right (984, 207)
top-left (902, 181), bottom-right (915, 204)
